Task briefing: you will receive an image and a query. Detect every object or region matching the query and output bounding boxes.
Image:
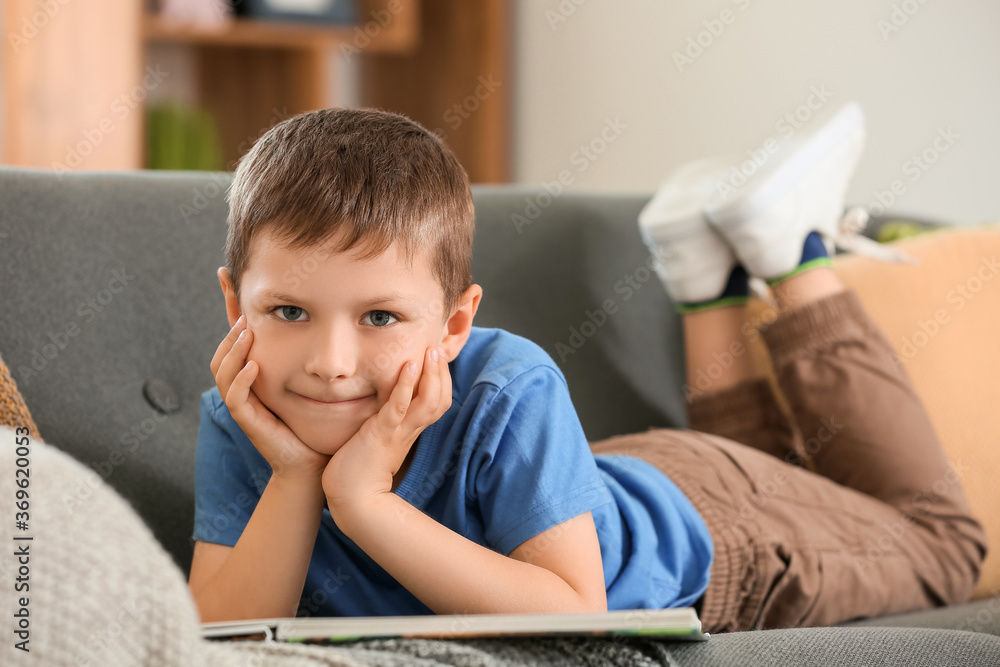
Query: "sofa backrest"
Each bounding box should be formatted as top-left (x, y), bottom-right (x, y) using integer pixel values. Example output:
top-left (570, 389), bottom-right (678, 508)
top-left (2, 168), bottom-right (235, 575)
top-left (0, 167), bottom-right (689, 574)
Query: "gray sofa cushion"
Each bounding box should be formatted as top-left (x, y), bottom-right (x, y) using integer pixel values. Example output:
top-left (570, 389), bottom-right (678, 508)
top-left (227, 627), bottom-right (1000, 665)
top-left (468, 186), bottom-right (690, 437)
top-left (842, 596), bottom-right (1000, 635)
top-left (2, 168), bottom-right (231, 575)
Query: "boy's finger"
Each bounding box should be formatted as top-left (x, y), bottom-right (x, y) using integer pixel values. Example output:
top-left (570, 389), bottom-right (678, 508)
top-left (223, 359), bottom-right (258, 420)
top-left (210, 315), bottom-right (246, 376)
top-left (376, 359), bottom-right (419, 434)
top-left (210, 315), bottom-right (246, 374)
top-left (215, 327), bottom-right (253, 395)
top-left (407, 346), bottom-right (442, 426)
top-left (436, 348), bottom-right (453, 418)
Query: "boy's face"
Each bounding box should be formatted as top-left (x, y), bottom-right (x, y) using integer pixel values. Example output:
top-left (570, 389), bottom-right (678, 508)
top-left (222, 228), bottom-right (471, 457)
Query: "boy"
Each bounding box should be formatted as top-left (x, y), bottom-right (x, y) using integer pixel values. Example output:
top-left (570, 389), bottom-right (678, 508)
top-left (189, 105), bottom-right (986, 632)
top-left (189, 108), bottom-right (614, 622)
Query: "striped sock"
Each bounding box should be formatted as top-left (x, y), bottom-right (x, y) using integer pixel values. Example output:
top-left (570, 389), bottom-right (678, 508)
top-left (765, 231), bottom-right (833, 285)
top-left (676, 265), bottom-right (750, 314)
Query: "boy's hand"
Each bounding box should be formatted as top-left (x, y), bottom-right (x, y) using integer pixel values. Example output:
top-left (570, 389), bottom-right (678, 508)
top-left (323, 345), bottom-right (451, 519)
top-left (211, 315), bottom-right (331, 480)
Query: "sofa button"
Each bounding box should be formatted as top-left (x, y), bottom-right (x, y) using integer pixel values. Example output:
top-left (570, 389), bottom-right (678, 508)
top-left (143, 379), bottom-right (180, 415)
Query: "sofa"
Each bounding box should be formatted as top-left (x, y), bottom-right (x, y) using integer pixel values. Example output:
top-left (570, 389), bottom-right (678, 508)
top-left (2, 166), bottom-right (999, 666)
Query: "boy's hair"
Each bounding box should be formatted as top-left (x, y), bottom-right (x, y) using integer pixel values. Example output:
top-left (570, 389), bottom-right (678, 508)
top-left (225, 108), bottom-right (474, 317)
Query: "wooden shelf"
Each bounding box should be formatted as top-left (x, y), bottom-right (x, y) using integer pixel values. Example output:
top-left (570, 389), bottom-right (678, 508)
top-left (144, 7), bottom-right (418, 53)
top-left (360, 0), bottom-right (510, 183)
top-left (2, 0), bottom-right (509, 182)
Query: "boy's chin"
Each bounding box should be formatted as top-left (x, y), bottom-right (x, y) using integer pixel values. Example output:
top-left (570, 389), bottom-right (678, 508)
top-left (285, 417), bottom-right (367, 457)
top-left (270, 404), bottom-right (370, 456)
top-left (294, 431), bottom-right (352, 457)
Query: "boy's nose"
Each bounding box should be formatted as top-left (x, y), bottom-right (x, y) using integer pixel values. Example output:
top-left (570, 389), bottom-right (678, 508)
top-left (304, 324), bottom-right (358, 380)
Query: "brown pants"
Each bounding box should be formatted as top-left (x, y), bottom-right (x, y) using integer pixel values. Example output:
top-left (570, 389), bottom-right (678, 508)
top-left (589, 289), bottom-right (988, 633)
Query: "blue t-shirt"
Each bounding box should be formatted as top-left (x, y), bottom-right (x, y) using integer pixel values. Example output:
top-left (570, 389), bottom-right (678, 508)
top-left (192, 326), bottom-right (712, 615)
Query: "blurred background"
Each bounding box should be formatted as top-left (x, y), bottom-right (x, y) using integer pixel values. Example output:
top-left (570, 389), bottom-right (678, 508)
top-left (2, 0), bottom-right (998, 224)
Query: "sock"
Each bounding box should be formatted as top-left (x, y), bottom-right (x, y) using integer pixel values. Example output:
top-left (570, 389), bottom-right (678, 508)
top-left (765, 231), bottom-right (833, 285)
top-left (676, 265), bottom-right (750, 314)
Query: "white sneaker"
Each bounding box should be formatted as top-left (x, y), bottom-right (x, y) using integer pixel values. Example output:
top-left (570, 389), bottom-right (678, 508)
top-left (639, 157), bottom-right (740, 303)
top-left (703, 102), bottom-right (866, 281)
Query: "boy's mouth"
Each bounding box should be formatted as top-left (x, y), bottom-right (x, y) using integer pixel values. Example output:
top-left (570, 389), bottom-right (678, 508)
top-left (295, 392), bottom-right (374, 406)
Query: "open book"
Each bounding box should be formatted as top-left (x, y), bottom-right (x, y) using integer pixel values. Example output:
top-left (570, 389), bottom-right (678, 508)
top-left (200, 607), bottom-right (709, 643)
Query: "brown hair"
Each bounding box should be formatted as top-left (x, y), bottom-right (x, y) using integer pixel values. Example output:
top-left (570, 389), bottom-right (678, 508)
top-left (225, 108), bottom-right (474, 317)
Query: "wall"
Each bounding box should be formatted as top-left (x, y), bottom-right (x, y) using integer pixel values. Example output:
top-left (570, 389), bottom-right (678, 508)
top-left (513, 0), bottom-right (1000, 225)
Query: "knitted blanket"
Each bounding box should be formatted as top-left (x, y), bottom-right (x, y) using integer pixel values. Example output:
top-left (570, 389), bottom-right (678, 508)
top-left (3, 425), bottom-right (999, 667)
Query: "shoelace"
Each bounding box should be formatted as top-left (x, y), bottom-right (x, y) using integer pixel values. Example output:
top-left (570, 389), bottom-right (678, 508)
top-left (830, 207), bottom-right (921, 265)
top-left (749, 207), bottom-right (920, 302)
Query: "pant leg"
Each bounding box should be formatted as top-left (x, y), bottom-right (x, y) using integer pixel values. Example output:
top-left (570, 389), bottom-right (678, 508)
top-left (596, 289), bottom-right (987, 632)
top-left (743, 289), bottom-right (987, 629)
top-left (762, 289), bottom-right (965, 508)
top-left (687, 376), bottom-right (798, 463)
top-left (760, 289), bottom-right (987, 610)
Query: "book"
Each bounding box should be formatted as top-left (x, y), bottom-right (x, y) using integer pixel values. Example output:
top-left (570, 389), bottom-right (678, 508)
top-left (200, 608), bottom-right (709, 644)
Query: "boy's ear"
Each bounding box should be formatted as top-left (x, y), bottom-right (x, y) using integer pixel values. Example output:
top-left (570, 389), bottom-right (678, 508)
top-left (439, 284), bottom-right (483, 362)
top-left (217, 267), bottom-right (242, 328)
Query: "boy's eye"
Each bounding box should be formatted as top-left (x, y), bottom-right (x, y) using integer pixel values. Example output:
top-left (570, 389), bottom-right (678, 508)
top-left (365, 310), bottom-right (398, 327)
top-left (274, 306), bottom-right (307, 322)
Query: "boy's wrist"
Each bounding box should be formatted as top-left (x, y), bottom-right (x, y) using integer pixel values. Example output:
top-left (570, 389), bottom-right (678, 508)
top-left (271, 465), bottom-right (327, 484)
top-left (267, 447), bottom-right (332, 485)
top-left (268, 470), bottom-right (328, 508)
top-left (326, 492), bottom-right (398, 538)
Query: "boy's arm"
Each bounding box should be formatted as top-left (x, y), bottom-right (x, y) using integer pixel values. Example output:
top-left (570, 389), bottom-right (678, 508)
top-left (325, 347), bottom-right (608, 615)
top-left (189, 473), bottom-right (326, 622)
top-left (189, 313), bottom-right (334, 622)
top-left (335, 499), bottom-right (607, 614)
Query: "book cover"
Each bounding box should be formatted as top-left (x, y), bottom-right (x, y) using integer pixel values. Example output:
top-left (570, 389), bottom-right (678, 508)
top-left (201, 608), bottom-right (709, 644)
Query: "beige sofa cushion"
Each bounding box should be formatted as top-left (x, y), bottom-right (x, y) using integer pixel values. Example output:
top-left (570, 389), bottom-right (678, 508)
top-left (747, 224), bottom-right (1000, 599)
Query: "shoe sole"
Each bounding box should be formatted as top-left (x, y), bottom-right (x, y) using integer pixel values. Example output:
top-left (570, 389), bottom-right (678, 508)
top-left (638, 158), bottom-right (738, 302)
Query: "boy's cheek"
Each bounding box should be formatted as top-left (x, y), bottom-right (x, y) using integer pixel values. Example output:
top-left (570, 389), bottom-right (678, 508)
top-left (390, 356), bottom-right (425, 385)
top-left (245, 349), bottom-right (267, 387)
top-left (245, 343), bottom-right (262, 367)
top-left (369, 370), bottom-right (405, 409)
top-left (243, 345), bottom-right (279, 399)
top-left (364, 345), bottom-right (417, 383)
top-left (243, 330), bottom-right (274, 371)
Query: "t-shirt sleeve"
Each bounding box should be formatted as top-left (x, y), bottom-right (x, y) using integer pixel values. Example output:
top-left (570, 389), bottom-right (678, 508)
top-left (470, 365), bottom-right (613, 557)
top-left (191, 390), bottom-right (271, 546)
